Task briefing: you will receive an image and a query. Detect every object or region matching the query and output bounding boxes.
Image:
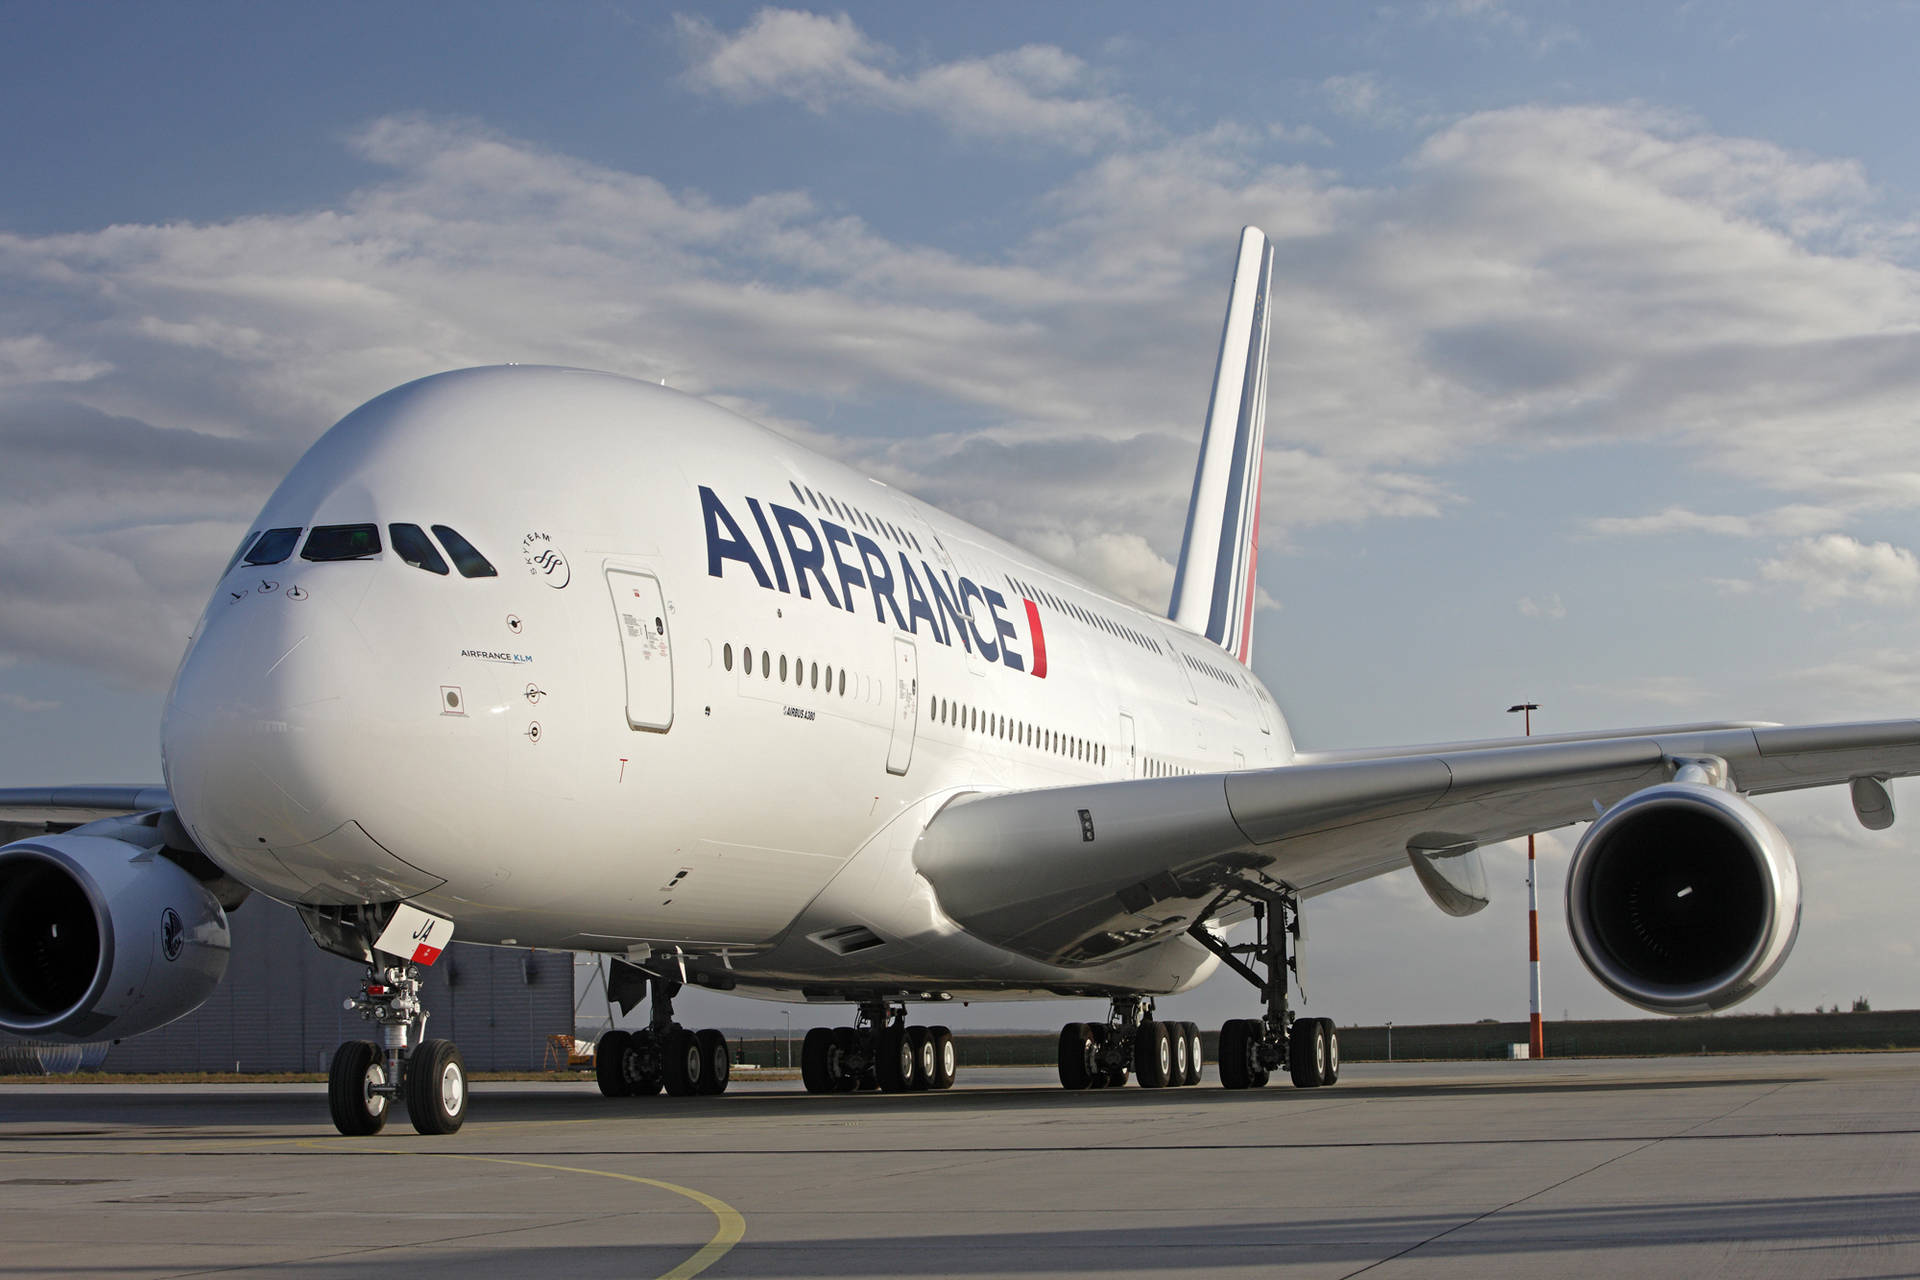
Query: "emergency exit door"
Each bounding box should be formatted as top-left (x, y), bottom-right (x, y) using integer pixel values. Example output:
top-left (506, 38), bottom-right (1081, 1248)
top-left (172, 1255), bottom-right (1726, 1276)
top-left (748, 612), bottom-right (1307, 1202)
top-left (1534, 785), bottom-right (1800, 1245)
top-left (886, 637), bottom-right (918, 775)
top-left (607, 569), bottom-right (673, 732)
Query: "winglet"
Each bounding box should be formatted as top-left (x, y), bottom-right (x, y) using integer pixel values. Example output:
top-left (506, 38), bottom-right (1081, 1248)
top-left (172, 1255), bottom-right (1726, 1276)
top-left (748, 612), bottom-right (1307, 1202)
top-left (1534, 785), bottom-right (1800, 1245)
top-left (1168, 226), bottom-right (1273, 663)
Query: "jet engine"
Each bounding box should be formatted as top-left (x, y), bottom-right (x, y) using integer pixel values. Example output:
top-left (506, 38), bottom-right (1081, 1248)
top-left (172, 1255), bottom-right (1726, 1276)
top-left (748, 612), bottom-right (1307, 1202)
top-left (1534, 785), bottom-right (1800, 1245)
top-left (0, 833), bottom-right (230, 1043)
top-left (1565, 782), bottom-right (1801, 1015)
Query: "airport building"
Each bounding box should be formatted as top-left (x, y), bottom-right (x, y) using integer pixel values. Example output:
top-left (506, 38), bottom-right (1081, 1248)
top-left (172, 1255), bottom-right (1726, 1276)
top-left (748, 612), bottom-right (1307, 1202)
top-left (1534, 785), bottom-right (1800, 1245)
top-left (0, 898), bottom-right (576, 1074)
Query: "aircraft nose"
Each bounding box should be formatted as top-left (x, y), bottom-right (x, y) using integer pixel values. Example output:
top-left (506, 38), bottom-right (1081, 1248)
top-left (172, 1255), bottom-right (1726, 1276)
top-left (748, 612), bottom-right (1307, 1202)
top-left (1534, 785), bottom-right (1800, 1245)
top-left (162, 576), bottom-right (428, 903)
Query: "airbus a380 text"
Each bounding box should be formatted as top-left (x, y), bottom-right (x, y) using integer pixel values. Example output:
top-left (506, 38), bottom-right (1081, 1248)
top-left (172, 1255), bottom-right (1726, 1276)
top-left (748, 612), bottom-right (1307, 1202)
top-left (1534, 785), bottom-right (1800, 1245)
top-left (3, 228), bottom-right (1917, 1134)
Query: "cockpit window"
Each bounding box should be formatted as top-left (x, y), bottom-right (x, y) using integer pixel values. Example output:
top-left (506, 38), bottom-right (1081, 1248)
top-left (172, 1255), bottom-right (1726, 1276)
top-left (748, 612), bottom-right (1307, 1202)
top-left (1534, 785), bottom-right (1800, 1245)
top-left (225, 530), bottom-right (262, 575)
top-left (388, 523), bottom-right (449, 575)
top-left (244, 527), bottom-right (302, 566)
top-left (302, 524), bottom-right (382, 561)
top-left (431, 525), bottom-right (498, 578)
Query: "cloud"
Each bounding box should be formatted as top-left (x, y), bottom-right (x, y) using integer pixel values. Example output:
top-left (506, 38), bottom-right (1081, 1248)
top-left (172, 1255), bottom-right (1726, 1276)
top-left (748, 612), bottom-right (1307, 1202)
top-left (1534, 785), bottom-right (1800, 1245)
top-left (1517, 593), bottom-right (1566, 620)
top-left (676, 8), bottom-right (1139, 148)
top-left (0, 692), bottom-right (58, 713)
top-left (1759, 534), bottom-right (1920, 607)
top-left (1319, 73), bottom-right (1401, 126)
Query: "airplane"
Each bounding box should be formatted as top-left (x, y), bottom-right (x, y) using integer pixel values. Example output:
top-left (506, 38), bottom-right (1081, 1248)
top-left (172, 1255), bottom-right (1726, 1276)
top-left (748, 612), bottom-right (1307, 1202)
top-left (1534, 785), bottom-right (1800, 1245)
top-left (2, 226), bottom-right (1917, 1136)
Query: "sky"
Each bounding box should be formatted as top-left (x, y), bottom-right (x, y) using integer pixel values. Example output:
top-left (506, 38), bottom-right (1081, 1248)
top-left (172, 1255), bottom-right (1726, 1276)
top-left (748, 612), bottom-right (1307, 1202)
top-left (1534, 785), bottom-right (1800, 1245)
top-left (3, 1), bottom-right (1919, 1033)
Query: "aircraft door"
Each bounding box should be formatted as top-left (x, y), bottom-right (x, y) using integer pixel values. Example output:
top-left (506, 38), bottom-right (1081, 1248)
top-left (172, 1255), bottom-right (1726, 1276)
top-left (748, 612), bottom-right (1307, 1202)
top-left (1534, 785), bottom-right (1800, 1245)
top-left (607, 569), bottom-right (673, 732)
top-left (885, 637), bottom-right (919, 775)
top-left (1118, 712), bottom-right (1137, 779)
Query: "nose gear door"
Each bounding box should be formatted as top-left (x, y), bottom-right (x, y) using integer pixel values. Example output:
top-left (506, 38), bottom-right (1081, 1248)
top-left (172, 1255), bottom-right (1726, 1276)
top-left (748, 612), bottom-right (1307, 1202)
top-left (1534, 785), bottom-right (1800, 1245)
top-left (607, 569), bottom-right (673, 732)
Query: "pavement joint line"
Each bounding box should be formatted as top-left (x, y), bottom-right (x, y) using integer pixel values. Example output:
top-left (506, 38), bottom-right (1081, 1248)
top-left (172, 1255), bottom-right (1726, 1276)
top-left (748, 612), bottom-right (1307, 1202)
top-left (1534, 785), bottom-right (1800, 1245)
top-left (292, 1139), bottom-right (744, 1280)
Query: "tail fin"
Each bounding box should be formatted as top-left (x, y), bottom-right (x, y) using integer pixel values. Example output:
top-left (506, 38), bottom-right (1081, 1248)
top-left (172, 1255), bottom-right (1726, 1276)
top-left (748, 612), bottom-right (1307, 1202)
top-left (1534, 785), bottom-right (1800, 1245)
top-left (1168, 225), bottom-right (1273, 664)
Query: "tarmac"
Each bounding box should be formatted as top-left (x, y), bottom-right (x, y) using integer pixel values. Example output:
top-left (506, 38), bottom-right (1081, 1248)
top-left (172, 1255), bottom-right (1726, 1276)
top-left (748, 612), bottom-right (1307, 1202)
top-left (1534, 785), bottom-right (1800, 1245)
top-left (2, 1052), bottom-right (1917, 1278)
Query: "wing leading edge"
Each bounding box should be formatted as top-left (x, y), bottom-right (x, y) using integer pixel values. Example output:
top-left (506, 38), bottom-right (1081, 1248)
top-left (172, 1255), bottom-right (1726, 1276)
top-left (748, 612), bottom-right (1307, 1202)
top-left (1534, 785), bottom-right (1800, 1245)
top-left (912, 719), bottom-right (1920, 968)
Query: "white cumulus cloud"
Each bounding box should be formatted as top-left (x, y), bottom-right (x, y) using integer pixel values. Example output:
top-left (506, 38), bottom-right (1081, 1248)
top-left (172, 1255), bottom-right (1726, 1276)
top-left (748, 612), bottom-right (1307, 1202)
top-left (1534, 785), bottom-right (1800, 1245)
top-left (1760, 535), bottom-right (1920, 607)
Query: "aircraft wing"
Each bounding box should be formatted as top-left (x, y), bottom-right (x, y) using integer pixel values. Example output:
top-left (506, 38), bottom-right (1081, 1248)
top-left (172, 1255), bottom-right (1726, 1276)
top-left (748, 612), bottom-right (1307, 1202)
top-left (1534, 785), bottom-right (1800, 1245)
top-left (0, 784), bottom-right (172, 845)
top-left (913, 720), bottom-right (1920, 968)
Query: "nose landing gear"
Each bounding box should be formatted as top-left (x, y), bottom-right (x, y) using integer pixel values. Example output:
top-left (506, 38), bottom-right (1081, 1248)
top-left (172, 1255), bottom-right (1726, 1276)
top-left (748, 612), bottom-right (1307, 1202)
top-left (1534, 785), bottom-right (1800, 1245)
top-left (329, 960), bottom-right (468, 1135)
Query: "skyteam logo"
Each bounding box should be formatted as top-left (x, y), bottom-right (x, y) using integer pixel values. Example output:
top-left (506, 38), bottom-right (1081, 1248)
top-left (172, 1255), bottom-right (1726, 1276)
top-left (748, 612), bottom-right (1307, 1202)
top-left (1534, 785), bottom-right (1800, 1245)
top-left (699, 486), bottom-right (1045, 677)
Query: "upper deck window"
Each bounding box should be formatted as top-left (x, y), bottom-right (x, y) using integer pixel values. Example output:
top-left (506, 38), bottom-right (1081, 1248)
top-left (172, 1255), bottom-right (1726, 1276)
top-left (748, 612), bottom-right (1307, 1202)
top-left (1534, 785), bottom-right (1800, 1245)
top-left (244, 528), bottom-right (302, 566)
top-left (389, 524), bottom-right (449, 575)
top-left (302, 524), bottom-right (382, 561)
top-left (430, 526), bottom-right (498, 578)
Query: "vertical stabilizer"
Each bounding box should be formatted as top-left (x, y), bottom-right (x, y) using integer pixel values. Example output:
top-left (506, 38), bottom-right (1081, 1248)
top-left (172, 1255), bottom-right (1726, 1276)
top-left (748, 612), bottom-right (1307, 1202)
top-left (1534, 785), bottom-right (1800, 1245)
top-left (1168, 226), bottom-right (1273, 663)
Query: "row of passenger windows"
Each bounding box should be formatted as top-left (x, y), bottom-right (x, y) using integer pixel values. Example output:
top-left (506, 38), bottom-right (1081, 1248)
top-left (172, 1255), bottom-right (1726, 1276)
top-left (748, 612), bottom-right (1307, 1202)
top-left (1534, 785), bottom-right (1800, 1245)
top-left (787, 481), bottom-right (926, 555)
top-left (1181, 650), bottom-right (1242, 688)
top-left (231, 523), bottom-right (497, 578)
top-left (1006, 574), bottom-right (1163, 656)
top-left (929, 694), bottom-right (1107, 766)
top-left (1144, 757), bottom-right (1194, 778)
top-left (722, 642), bottom-right (850, 698)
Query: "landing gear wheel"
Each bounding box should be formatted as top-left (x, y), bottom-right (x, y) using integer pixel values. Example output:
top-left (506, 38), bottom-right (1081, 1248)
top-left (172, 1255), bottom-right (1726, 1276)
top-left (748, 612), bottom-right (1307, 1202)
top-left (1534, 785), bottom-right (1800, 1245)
top-left (878, 1025), bottom-right (914, 1092)
top-left (1169, 1021), bottom-right (1190, 1086)
top-left (664, 1026), bottom-right (703, 1096)
top-left (328, 1040), bottom-right (388, 1136)
top-left (595, 1029), bottom-right (633, 1098)
top-left (1058, 1022), bottom-right (1095, 1090)
top-left (1134, 1020), bottom-right (1172, 1088)
top-left (906, 1026), bottom-right (933, 1092)
top-left (801, 1027), bottom-right (835, 1094)
top-left (1218, 1018), bottom-right (1255, 1090)
top-left (694, 1028), bottom-right (730, 1095)
top-left (1289, 1017), bottom-right (1328, 1089)
top-left (1182, 1023), bottom-right (1203, 1086)
top-left (929, 1025), bottom-right (957, 1090)
top-left (1316, 1018), bottom-right (1340, 1086)
top-left (832, 1026), bottom-right (863, 1091)
top-left (406, 1039), bottom-right (467, 1135)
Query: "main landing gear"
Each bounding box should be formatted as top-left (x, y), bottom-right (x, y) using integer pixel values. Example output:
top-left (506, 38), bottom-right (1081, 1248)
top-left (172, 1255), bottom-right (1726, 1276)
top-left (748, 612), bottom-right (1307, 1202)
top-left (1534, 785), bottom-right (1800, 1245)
top-left (595, 974), bottom-right (733, 1098)
top-left (328, 960), bottom-right (468, 1136)
top-left (1057, 996), bottom-right (1204, 1090)
top-left (1188, 881), bottom-right (1340, 1089)
top-left (800, 1001), bottom-right (957, 1094)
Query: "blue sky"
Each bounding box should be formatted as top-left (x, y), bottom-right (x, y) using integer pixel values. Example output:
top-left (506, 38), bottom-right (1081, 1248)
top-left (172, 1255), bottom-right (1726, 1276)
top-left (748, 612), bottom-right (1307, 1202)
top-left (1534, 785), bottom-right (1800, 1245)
top-left (3, 2), bottom-right (1918, 1028)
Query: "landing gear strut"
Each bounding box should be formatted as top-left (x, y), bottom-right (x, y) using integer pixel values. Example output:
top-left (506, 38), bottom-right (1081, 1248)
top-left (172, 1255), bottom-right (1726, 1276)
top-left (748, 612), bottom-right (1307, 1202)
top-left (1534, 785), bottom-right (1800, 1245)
top-left (595, 974), bottom-right (732, 1099)
top-left (1057, 997), bottom-right (1204, 1090)
top-left (329, 959), bottom-right (468, 1135)
top-left (1188, 881), bottom-right (1340, 1089)
top-left (800, 1001), bottom-right (956, 1094)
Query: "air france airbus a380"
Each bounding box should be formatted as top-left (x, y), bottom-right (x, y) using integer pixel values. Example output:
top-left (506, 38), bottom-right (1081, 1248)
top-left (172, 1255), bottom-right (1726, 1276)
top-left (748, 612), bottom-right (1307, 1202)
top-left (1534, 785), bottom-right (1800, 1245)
top-left (3, 227), bottom-right (1918, 1135)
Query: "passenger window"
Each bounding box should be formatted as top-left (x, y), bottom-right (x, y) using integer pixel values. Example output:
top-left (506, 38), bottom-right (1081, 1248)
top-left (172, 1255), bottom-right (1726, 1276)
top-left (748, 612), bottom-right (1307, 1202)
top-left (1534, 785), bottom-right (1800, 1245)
top-left (388, 524), bottom-right (449, 574)
top-left (724, 643), bottom-right (734, 672)
top-left (743, 646), bottom-right (754, 675)
top-left (302, 524), bottom-right (381, 561)
top-left (225, 530), bottom-right (262, 575)
top-left (811, 662), bottom-right (819, 689)
top-left (430, 526), bottom-right (498, 578)
top-left (838, 670), bottom-right (846, 697)
top-left (780, 654), bottom-right (789, 682)
top-left (244, 527), bottom-right (302, 566)
top-left (762, 651), bottom-right (770, 679)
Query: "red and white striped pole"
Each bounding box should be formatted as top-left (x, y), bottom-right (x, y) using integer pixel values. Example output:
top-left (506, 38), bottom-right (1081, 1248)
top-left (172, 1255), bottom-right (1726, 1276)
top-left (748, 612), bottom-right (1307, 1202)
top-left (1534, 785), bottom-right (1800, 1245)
top-left (1509, 702), bottom-right (1545, 1060)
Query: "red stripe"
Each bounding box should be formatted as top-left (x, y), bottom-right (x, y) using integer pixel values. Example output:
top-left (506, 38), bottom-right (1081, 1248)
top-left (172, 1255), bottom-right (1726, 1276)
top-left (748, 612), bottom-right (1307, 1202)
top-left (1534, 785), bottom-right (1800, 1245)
top-left (1024, 598), bottom-right (1047, 679)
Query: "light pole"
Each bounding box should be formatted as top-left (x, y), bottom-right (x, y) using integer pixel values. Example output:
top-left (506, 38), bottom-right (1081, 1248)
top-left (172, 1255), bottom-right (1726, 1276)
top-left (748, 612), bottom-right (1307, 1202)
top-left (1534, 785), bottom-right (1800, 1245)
top-left (1385, 1020), bottom-right (1393, 1062)
top-left (783, 1010), bottom-right (791, 1067)
top-left (1508, 702), bottom-right (1545, 1061)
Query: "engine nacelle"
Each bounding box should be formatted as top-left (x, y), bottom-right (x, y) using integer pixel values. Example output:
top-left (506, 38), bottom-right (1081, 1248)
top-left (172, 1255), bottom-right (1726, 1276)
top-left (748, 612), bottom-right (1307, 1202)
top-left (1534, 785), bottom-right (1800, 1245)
top-left (0, 834), bottom-right (230, 1043)
top-left (1566, 783), bottom-right (1801, 1015)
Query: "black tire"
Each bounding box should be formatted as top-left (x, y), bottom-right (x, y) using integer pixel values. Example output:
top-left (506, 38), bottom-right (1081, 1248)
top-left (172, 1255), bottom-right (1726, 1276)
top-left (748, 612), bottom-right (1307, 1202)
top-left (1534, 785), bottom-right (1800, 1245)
top-left (406, 1039), bottom-right (467, 1135)
top-left (906, 1026), bottom-right (932, 1092)
top-left (1057, 1022), bottom-right (1094, 1090)
top-left (328, 1040), bottom-right (389, 1136)
top-left (878, 1025), bottom-right (913, 1092)
top-left (595, 1029), bottom-right (633, 1098)
top-left (1218, 1019), bottom-right (1252, 1089)
top-left (801, 1027), bottom-right (835, 1094)
top-left (1318, 1018), bottom-right (1341, 1086)
top-left (695, 1028), bottom-right (730, 1095)
top-left (929, 1026), bottom-right (957, 1090)
top-left (1289, 1018), bottom-right (1327, 1089)
top-left (832, 1026), bottom-right (862, 1092)
top-left (1169, 1020), bottom-right (1190, 1085)
top-left (1134, 1020), bottom-right (1171, 1088)
top-left (664, 1026), bottom-right (702, 1096)
top-left (1183, 1023), bottom-right (1204, 1086)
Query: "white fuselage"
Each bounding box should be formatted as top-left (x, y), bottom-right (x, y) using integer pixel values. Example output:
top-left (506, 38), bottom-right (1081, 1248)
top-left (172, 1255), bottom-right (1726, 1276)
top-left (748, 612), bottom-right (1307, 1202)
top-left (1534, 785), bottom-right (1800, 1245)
top-left (160, 367), bottom-right (1294, 1002)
